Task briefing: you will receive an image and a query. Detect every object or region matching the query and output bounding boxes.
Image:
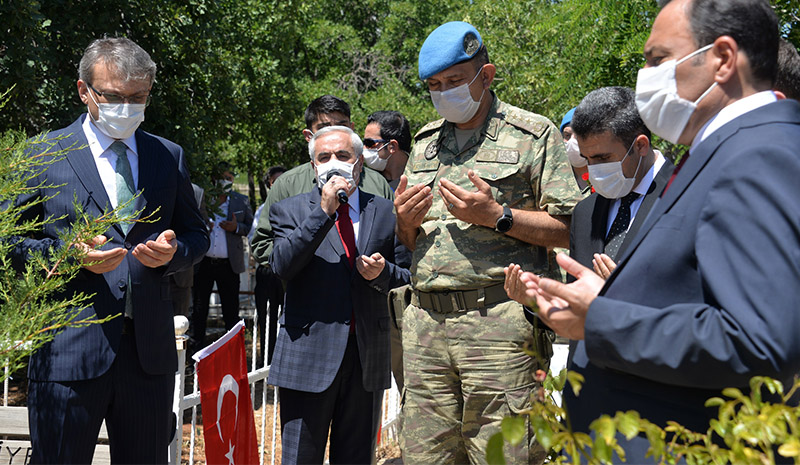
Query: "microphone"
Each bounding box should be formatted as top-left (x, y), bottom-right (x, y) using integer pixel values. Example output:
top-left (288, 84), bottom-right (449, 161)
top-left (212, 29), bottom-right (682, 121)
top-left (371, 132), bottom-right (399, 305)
top-left (324, 170), bottom-right (349, 204)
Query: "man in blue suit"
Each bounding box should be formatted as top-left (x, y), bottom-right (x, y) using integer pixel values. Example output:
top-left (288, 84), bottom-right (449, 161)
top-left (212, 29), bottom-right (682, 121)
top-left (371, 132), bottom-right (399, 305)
top-left (11, 37), bottom-right (209, 463)
top-left (268, 126), bottom-right (410, 464)
top-left (515, 0), bottom-right (800, 462)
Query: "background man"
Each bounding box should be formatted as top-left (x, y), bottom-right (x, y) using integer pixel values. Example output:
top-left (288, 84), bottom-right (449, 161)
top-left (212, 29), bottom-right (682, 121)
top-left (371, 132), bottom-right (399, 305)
top-left (250, 165), bottom-right (287, 365)
top-left (517, 0), bottom-right (800, 462)
top-left (362, 110), bottom-right (412, 392)
top-left (394, 21), bottom-right (583, 463)
top-left (11, 37), bottom-right (208, 462)
top-left (169, 182), bottom-right (205, 317)
top-left (569, 86), bottom-right (674, 277)
top-left (776, 38), bottom-right (800, 100)
top-left (363, 110), bottom-right (412, 190)
top-left (268, 126), bottom-right (410, 464)
top-left (561, 106), bottom-right (591, 192)
top-left (250, 95), bottom-right (394, 264)
top-left (191, 164), bottom-right (253, 350)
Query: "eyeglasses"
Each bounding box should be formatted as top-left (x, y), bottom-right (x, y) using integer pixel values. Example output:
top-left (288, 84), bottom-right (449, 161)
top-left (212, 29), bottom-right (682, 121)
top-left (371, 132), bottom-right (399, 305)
top-left (363, 138), bottom-right (390, 148)
top-left (87, 82), bottom-right (151, 106)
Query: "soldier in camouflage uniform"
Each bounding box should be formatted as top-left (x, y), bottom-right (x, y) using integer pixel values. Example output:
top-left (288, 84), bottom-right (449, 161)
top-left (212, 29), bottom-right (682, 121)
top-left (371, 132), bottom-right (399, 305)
top-left (394, 22), bottom-right (583, 464)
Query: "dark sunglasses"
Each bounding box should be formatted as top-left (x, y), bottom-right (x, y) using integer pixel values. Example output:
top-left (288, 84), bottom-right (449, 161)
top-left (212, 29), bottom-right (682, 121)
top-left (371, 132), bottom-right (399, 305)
top-left (363, 138), bottom-right (390, 148)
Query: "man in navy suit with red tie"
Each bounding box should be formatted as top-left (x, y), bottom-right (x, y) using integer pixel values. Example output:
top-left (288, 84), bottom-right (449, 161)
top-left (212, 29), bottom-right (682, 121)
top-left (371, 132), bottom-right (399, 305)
top-left (11, 37), bottom-right (208, 463)
top-left (268, 126), bottom-right (410, 464)
top-left (514, 0), bottom-right (800, 462)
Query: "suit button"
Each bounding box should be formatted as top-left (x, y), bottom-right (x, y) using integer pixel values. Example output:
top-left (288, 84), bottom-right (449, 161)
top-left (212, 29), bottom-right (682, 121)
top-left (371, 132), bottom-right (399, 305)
top-left (124, 242), bottom-right (132, 249)
top-left (435, 241), bottom-right (441, 247)
top-left (432, 271), bottom-right (439, 278)
top-left (440, 214), bottom-right (447, 220)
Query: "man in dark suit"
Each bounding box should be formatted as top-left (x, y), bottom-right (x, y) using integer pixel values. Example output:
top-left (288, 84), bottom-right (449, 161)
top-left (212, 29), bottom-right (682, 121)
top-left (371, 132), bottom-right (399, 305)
top-left (170, 183), bottom-right (204, 317)
top-left (568, 86), bottom-right (674, 278)
top-left (191, 164), bottom-right (254, 349)
top-left (268, 126), bottom-right (410, 464)
top-left (10, 37), bottom-right (209, 463)
top-left (513, 0), bottom-right (800, 462)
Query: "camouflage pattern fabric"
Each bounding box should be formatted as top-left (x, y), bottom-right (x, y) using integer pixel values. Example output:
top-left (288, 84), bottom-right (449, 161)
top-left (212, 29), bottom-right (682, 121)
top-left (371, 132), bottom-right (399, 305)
top-left (400, 94), bottom-right (581, 464)
top-left (401, 300), bottom-right (548, 464)
top-left (404, 94), bottom-right (583, 292)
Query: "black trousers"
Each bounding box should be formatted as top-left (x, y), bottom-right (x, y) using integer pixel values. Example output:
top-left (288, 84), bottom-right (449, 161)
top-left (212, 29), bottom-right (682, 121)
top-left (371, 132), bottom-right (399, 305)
top-left (278, 337), bottom-right (383, 465)
top-left (191, 256), bottom-right (240, 347)
top-left (254, 264), bottom-right (284, 365)
top-left (28, 328), bottom-right (174, 464)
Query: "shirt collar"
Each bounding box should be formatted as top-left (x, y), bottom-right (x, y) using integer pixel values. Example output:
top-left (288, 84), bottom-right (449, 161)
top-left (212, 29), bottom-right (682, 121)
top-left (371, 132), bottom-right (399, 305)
top-left (81, 113), bottom-right (139, 158)
top-left (691, 91), bottom-right (777, 149)
top-left (632, 150), bottom-right (667, 196)
top-left (348, 188), bottom-right (360, 213)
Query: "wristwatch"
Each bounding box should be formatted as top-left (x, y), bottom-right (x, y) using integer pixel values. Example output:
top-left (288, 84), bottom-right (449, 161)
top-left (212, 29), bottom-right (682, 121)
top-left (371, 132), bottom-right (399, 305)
top-left (495, 206), bottom-right (513, 233)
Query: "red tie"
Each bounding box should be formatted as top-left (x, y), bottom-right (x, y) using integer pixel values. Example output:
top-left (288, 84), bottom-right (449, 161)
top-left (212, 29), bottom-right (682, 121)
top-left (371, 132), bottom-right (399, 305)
top-left (662, 152), bottom-right (690, 196)
top-left (335, 203), bottom-right (356, 268)
top-left (335, 203), bottom-right (357, 333)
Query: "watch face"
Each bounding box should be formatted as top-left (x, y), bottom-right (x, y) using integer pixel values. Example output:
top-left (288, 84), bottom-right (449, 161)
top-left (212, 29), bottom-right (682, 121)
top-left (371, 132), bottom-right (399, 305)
top-left (496, 207), bottom-right (513, 232)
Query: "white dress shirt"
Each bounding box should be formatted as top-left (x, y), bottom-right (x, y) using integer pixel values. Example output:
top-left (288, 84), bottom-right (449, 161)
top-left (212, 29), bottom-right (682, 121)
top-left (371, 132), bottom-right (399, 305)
top-left (691, 90), bottom-right (778, 149)
top-left (81, 115), bottom-right (139, 207)
top-left (206, 197), bottom-right (230, 259)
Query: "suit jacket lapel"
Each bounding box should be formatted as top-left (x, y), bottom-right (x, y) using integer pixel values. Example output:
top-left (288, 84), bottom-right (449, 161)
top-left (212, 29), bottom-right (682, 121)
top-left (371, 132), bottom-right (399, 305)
top-left (356, 191), bottom-right (375, 254)
top-left (311, 190), bottom-right (347, 260)
top-left (617, 161), bottom-right (675, 258)
top-left (590, 196), bottom-right (610, 253)
top-left (62, 116), bottom-right (113, 215)
top-left (132, 130), bottom-right (153, 225)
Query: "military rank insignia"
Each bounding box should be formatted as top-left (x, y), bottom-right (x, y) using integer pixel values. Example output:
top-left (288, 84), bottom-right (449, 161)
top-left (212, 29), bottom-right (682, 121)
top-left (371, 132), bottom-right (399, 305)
top-left (425, 141), bottom-right (439, 160)
top-left (463, 33), bottom-right (480, 57)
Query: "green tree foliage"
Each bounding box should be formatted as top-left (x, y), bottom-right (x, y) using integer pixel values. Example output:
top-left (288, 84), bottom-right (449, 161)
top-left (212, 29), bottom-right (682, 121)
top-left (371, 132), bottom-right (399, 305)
top-left (1, 0), bottom-right (797, 202)
top-left (0, 93), bottom-right (139, 380)
top-left (486, 369), bottom-right (800, 464)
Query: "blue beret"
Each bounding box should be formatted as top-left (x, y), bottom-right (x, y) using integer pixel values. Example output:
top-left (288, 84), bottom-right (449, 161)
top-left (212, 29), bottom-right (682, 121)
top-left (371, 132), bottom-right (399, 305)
top-left (418, 21), bottom-right (483, 80)
top-left (560, 107), bottom-right (576, 132)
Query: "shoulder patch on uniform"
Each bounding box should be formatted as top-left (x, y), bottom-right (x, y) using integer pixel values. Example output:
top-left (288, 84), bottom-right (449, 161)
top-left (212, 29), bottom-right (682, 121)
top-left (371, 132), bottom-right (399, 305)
top-left (414, 118), bottom-right (446, 140)
top-left (501, 104), bottom-right (550, 138)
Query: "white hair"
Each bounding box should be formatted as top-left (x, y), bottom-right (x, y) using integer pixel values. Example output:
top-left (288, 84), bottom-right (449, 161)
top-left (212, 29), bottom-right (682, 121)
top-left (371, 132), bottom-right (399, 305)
top-left (308, 125), bottom-right (364, 160)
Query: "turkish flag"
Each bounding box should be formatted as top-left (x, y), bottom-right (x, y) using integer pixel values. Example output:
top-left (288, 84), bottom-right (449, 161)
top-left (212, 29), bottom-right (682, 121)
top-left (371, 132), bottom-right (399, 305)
top-left (193, 321), bottom-right (258, 465)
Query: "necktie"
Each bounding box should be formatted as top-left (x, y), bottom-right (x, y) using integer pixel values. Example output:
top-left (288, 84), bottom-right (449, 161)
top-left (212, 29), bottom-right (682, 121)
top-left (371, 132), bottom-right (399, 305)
top-left (335, 203), bottom-right (357, 333)
top-left (335, 203), bottom-right (357, 268)
top-left (111, 141), bottom-right (136, 319)
top-left (111, 141), bottom-right (136, 234)
top-left (604, 191), bottom-right (640, 260)
top-left (662, 152), bottom-right (690, 196)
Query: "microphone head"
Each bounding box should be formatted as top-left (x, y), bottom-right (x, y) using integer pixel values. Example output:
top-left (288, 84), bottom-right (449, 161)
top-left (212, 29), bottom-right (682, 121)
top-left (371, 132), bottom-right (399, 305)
top-left (324, 169), bottom-right (344, 183)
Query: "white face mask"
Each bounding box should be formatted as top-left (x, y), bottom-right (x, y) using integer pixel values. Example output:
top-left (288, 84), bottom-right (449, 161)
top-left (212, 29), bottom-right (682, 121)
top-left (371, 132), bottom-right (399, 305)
top-left (430, 67), bottom-right (486, 124)
top-left (315, 158), bottom-right (358, 190)
top-left (635, 44), bottom-right (717, 144)
top-left (565, 136), bottom-right (587, 168)
top-left (87, 89), bottom-right (146, 140)
top-left (587, 140), bottom-right (643, 199)
top-left (217, 179), bottom-right (233, 192)
top-left (363, 142), bottom-right (390, 171)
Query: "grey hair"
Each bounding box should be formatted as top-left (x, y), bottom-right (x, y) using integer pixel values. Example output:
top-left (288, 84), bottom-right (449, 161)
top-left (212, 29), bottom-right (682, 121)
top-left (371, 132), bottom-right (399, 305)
top-left (79, 37), bottom-right (157, 85)
top-left (308, 125), bottom-right (364, 160)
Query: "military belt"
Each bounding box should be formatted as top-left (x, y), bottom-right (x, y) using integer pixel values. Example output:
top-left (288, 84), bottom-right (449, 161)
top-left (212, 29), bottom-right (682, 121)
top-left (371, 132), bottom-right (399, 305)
top-left (411, 283), bottom-right (509, 313)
